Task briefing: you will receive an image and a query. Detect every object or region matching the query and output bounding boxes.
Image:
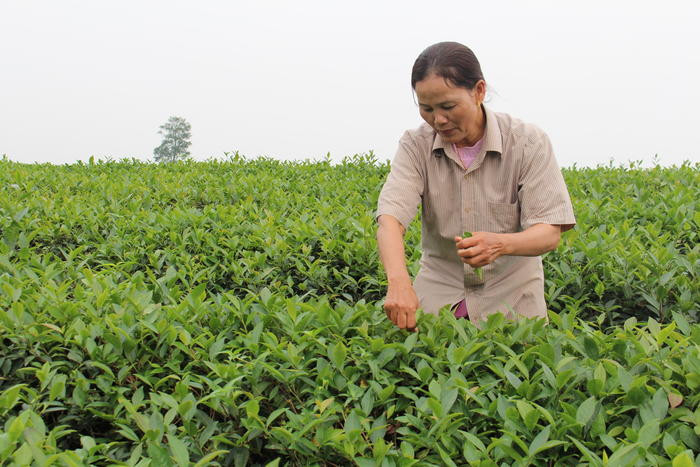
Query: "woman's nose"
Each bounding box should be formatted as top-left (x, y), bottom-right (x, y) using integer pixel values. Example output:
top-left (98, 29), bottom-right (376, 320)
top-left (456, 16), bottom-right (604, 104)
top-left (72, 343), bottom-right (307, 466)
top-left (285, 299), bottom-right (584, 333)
top-left (434, 113), bottom-right (448, 125)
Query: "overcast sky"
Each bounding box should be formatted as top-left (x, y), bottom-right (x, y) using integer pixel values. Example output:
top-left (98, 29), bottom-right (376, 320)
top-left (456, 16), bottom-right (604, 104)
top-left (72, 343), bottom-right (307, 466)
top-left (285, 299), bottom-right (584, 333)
top-left (1, 1), bottom-right (698, 167)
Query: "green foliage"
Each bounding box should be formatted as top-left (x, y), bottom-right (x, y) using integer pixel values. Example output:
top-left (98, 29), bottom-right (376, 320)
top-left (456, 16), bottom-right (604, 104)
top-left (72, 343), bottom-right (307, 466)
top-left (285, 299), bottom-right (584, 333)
top-left (154, 116), bottom-right (192, 163)
top-left (0, 155), bottom-right (698, 464)
top-left (461, 232), bottom-right (483, 280)
top-left (549, 162), bottom-right (699, 325)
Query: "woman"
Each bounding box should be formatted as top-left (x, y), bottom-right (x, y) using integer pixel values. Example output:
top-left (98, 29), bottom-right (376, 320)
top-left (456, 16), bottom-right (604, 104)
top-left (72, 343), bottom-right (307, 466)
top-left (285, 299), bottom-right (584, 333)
top-left (376, 42), bottom-right (576, 330)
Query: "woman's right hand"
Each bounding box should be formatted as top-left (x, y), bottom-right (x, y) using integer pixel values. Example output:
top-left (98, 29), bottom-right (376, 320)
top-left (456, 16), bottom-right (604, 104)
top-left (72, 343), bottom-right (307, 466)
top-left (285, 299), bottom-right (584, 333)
top-left (384, 280), bottom-right (420, 331)
top-left (376, 214), bottom-right (419, 331)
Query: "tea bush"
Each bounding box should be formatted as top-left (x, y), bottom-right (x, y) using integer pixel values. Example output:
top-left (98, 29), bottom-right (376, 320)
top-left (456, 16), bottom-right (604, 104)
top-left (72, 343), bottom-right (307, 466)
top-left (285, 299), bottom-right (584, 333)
top-left (0, 155), bottom-right (698, 465)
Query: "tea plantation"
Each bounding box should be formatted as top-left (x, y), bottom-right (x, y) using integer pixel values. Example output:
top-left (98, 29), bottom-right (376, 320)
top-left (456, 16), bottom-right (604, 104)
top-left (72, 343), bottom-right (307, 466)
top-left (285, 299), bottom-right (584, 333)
top-left (1, 154), bottom-right (698, 466)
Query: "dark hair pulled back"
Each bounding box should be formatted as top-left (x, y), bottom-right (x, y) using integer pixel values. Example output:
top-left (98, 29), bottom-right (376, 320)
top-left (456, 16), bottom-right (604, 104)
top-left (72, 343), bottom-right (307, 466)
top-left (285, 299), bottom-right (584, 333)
top-left (411, 42), bottom-right (484, 90)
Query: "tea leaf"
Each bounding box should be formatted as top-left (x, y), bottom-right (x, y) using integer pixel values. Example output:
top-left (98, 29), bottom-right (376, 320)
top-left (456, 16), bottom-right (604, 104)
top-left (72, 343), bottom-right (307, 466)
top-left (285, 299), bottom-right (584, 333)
top-left (193, 450), bottom-right (229, 467)
top-left (576, 397), bottom-right (597, 427)
top-left (672, 452), bottom-right (695, 467)
top-left (668, 392), bottom-right (683, 409)
top-left (440, 384), bottom-right (459, 414)
top-left (462, 231), bottom-right (483, 279)
top-left (528, 425), bottom-right (550, 455)
top-left (166, 434), bottom-right (189, 467)
top-left (638, 420), bottom-right (660, 448)
top-left (0, 384), bottom-right (24, 412)
top-left (329, 342), bottom-right (347, 370)
top-left (147, 442), bottom-right (173, 467)
top-left (361, 390), bottom-right (374, 416)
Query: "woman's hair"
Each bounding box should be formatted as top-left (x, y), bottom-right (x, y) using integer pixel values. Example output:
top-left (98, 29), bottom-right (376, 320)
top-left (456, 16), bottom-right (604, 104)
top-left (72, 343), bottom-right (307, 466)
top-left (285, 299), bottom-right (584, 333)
top-left (411, 42), bottom-right (484, 90)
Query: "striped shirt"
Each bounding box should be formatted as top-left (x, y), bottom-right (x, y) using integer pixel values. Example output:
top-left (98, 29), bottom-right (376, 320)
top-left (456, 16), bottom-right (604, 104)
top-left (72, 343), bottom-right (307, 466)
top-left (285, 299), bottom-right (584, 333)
top-left (375, 105), bottom-right (576, 322)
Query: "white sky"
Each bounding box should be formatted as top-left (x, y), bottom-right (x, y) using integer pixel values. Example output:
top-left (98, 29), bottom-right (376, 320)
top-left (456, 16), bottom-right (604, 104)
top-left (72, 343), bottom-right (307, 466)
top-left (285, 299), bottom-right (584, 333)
top-left (1, 1), bottom-right (699, 167)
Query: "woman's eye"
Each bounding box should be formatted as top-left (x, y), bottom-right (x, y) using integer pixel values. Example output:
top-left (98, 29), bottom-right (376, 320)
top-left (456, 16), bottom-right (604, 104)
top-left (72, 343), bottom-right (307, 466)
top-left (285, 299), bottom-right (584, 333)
top-left (442, 105), bottom-right (455, 110)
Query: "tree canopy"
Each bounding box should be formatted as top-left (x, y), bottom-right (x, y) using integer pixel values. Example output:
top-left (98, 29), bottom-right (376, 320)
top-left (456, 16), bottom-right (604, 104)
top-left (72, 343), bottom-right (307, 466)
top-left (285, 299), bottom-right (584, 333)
top-left (153, 116), bottom-right (192, 162)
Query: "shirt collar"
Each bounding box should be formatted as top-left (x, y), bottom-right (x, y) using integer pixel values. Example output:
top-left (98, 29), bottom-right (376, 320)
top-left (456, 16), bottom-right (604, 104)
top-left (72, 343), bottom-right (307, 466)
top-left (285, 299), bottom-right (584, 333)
top-left (431, 105), bottom-right (503, 159)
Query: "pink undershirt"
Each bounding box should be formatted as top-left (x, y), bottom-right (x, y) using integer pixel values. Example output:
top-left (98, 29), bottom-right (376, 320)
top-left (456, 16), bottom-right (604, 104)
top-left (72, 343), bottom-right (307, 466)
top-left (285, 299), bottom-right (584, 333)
top-left (452, 136), bottom-right (484, 319)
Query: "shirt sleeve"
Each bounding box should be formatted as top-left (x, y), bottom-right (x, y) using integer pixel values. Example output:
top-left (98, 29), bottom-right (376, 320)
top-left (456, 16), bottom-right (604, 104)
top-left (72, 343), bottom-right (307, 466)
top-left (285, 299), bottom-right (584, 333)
top-left (517, 130), bottom-right (576, 232)
top-left (375, 132), bottom-right (424, 230)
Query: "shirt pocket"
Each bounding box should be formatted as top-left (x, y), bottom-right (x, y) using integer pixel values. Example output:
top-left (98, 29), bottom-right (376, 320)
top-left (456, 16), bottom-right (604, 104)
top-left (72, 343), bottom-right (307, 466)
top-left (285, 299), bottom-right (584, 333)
top-left (486, 201), bottom-right (521, 233)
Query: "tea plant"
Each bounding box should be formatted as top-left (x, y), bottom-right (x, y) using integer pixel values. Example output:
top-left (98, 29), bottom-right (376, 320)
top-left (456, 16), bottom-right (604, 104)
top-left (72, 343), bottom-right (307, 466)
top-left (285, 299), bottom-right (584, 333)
top-left (0, 155), bottom-right (698, 464)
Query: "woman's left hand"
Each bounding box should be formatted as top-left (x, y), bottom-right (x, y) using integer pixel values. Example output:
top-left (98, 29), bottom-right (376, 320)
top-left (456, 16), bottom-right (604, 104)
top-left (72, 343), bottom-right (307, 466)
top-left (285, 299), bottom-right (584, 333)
top-left (454, 232), bottom-right (506, 267)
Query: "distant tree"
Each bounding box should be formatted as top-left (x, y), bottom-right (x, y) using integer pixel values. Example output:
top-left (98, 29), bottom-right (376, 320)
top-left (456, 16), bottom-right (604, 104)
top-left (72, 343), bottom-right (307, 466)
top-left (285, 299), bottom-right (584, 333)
top-left (153, 116), bottom-right (192, 162)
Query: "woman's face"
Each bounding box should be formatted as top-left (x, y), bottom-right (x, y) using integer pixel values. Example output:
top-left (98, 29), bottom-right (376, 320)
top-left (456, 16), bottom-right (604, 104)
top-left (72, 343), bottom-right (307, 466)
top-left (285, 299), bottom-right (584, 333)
top-left (414, 73), bottom-right (486, 147)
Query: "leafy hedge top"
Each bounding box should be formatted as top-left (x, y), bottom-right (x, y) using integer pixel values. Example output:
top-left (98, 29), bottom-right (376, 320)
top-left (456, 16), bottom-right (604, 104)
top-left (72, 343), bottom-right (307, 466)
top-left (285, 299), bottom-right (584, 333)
top-left (1, 155), bottom-right (697, 324)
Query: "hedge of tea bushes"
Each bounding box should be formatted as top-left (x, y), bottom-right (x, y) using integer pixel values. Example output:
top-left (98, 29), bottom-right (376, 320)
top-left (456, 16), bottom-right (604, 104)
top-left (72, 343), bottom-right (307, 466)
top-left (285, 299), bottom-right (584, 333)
top-left (0, 154), bottom-right (699, 465)
top-left (548, 162), bottom-right (699, 325)
top-left (0, 282), bottom-right (699, 465)
top-left (0, 154), bottom-right (393, 307)
top-left (1, 155), bottom-right (697, 325)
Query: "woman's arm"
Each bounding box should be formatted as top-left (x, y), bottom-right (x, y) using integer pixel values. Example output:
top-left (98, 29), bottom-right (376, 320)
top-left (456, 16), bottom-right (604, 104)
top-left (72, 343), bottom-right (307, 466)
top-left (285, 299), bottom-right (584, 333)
top-left (377, 214), bottom-right (419, 329)
top-left (498, 223), bottom-right (561, 256)
top-left (377, 214), bottom-right (409, 283)
top-left (455, 223), bottom-right (561, 267)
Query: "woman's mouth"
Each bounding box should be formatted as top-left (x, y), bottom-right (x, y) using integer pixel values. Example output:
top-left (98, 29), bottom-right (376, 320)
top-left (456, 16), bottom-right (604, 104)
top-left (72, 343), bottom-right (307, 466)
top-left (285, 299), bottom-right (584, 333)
top-left (440, 128), bottom-right (456, 136)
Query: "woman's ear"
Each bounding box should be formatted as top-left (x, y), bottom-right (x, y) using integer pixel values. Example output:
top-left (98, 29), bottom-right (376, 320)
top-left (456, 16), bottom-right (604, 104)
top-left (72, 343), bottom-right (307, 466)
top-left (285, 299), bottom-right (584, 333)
top-left (474, 79), bottom-right (487, 103)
